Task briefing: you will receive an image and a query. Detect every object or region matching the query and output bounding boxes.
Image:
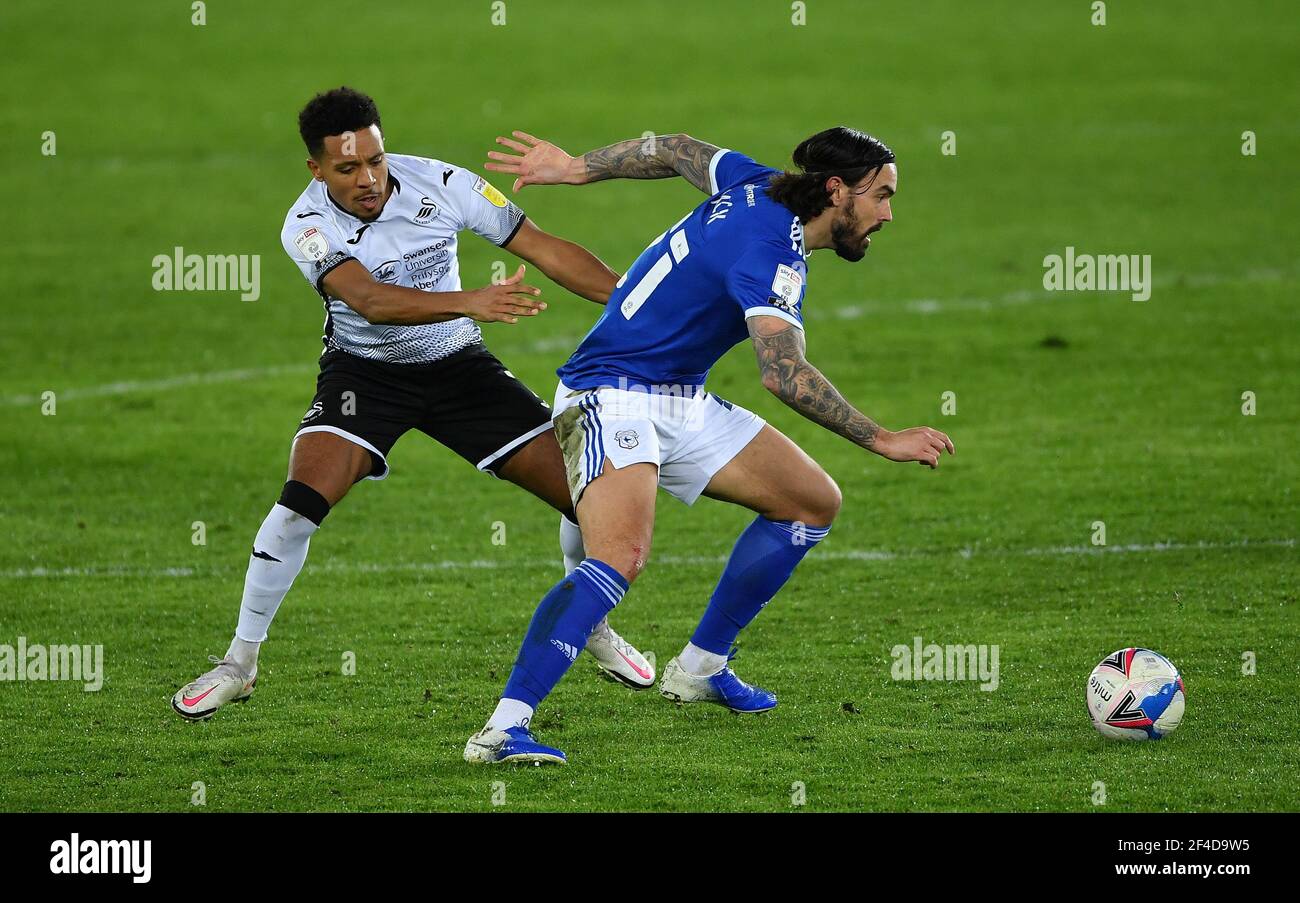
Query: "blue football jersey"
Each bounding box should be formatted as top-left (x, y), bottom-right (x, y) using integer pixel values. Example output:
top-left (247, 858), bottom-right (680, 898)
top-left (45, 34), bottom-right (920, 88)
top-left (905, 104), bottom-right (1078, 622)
top-left (557, 150), bottom-right (808, 391)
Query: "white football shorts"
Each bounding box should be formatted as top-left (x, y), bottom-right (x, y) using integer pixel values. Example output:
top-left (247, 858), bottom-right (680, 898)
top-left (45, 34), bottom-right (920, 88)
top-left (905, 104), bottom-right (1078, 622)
top-left (552, 380), bottom-right (765, 507)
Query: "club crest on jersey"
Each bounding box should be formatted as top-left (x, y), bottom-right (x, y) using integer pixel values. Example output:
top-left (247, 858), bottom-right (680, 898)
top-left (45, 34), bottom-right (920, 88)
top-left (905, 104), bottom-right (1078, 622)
top-left (615, 429), bottom-right (640, 449)
top-left (294, 226), bottom-right (329, 261)
top-left (473, 176), bottom-right (508, 208)
top-left (300, 402), bottom-right (324, 423)
top-left (415, 196), bottom-right (440, 224)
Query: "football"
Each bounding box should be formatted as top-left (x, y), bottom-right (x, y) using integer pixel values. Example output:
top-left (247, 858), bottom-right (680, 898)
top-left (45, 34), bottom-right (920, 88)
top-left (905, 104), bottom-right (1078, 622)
top-left (1087, 648), bottom-right (1186, 741)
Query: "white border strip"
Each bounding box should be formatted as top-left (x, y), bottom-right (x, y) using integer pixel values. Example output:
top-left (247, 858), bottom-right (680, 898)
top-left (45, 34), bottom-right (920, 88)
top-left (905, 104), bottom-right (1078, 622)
top-left (294, 425), bottom-right (389, 480)
top-left (744, 306), bottom-right (804, 329)
top-left (475, 419), bottom-right (555, 472)
top-left (708, 148), bottom-right (729, 195)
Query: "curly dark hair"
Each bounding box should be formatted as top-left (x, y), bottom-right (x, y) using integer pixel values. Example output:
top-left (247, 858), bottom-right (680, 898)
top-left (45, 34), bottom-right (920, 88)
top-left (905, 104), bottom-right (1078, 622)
top-left (297, 86), bottom-right (382, 157)
top-left (767, 127), bottom-right (895, 222)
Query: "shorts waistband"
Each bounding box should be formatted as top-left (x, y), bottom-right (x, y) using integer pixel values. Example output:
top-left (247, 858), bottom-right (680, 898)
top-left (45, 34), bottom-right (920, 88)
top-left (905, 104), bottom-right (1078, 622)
top-left (322, 342), bottom-right (489, 373)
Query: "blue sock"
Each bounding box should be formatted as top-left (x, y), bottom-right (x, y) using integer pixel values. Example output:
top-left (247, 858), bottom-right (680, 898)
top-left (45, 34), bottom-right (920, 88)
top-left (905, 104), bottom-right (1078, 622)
top-left (690, 517), bottom-right (830, 655)
top-left (502, 558), bottom-right (629, 708)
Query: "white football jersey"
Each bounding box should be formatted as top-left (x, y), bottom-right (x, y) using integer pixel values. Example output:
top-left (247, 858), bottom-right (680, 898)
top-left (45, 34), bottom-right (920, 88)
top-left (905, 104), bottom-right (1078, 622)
top-left (280, 153), bottom-right (526, 363)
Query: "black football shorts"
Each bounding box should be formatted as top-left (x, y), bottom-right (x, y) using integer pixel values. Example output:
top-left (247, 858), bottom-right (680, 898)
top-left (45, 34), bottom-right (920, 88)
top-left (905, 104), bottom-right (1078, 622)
top-left (293, 344), bottom-right (554, 479)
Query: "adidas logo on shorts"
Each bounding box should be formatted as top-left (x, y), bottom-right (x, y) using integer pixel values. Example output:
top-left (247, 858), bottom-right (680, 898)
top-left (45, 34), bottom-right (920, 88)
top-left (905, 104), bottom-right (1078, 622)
top-left (550, 639), bottom-right (579, 662)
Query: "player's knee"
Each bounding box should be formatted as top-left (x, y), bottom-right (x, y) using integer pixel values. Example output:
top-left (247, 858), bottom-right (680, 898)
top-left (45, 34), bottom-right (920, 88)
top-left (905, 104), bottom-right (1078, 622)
top-left (617, 544), bottom-right (652, 583)
top-left (277, 479), bottom-right (332, 526)
top-left (593, 537), bottom-right (652, 584)
top-left (287, 464), bottom-right (355, 508)
top-left (798, 473), bottom-right (841, 527)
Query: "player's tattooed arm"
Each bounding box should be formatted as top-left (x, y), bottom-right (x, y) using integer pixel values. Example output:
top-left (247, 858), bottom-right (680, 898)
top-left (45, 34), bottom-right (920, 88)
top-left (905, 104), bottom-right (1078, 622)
top-left (748, 315), bottom-right (882, 449)
top-left (748, 315), bottom-right (957, 468)
top-left (486, 131), bottom-right (719, 194)
top-left (582, 134), bottom-right (721, 194)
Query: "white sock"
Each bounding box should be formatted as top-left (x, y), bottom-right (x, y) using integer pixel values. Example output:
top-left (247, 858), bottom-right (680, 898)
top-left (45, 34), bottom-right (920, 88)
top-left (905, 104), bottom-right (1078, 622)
top-left (226, 636), bottom-right (261, 677)
top-left (559, 514), bottom-right (584, 575)
top-left (487, 697), bottom-right (535, 731)
top-left (235, 503), bottom-right (318, 645)
top-left (678, 642), bottom-right (727, 677)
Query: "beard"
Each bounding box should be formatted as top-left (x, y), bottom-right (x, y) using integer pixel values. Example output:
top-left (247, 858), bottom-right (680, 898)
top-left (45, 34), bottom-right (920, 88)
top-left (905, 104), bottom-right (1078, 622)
top-left (830, 205), bottom-right (868, 262)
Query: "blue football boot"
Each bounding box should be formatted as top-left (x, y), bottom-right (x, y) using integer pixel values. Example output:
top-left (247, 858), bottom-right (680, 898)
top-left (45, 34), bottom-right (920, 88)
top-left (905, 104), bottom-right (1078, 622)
top-left (464, 725), bottom-right (567, 765)
top-left (659, 653), bottom-right (777, 713)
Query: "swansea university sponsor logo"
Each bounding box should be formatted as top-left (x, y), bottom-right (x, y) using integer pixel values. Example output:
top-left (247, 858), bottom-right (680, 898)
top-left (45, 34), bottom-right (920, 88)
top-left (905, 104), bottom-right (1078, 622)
top-left (411, 264), bottom-right (451, 291)
top-left (49, 834), bottom-right (151, 883)
top-left (404, 239), bottom-right (451, 272)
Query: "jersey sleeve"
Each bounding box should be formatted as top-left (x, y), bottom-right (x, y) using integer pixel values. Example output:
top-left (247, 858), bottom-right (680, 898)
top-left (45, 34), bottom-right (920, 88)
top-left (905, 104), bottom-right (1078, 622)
top-left (281, 215), bottom-right (354, 298)
top-left (725, 242), bottom-right (807, 330)
top-left (708, 149), bottom-right (779, 195)
top-left (445, 168), bottom-right (527, 247)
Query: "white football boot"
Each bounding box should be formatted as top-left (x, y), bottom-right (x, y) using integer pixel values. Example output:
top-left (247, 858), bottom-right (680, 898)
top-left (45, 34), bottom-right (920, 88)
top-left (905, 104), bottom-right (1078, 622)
top-left (585, 617), bottom-right (655, 688)
top-left (171, 656), bottom-right (256, 720)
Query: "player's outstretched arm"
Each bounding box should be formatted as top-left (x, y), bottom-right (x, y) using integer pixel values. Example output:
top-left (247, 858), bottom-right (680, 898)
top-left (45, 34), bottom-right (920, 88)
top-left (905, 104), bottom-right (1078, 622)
top-left (503, 218), bottom-right (618, 305)
top-left (487, 131), bottom-right (721, 195)
top-left (748, 315), bottom-right (955, 468)
top-left (323, 259), bottom-right (546, 326)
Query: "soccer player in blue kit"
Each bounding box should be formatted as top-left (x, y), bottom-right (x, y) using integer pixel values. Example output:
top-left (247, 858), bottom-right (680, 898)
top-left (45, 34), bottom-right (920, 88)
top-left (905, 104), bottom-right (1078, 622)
top-left (464, 127), bottom-right (955, 764)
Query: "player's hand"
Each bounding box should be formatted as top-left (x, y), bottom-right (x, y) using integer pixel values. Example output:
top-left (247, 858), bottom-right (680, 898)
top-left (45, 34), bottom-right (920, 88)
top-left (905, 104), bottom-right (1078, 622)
top-left (872, 427), bottom-right (955, 469)
top-left (486, 131), bottom-right (581, 191)
top-left (464, 265), bottom-right (546, 324)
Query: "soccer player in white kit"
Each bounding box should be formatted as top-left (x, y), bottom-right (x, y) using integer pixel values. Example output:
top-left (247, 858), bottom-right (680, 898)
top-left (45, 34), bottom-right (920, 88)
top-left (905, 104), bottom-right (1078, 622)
top-left (172, 88), bottom-right (653, 720)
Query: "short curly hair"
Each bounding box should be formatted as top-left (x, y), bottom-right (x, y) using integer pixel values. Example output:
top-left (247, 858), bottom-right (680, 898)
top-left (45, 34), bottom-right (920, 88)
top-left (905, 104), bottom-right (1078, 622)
top-left (297, 86), bottom-right (382, 157)
top-left (767, 127), bottom-right (895, 222)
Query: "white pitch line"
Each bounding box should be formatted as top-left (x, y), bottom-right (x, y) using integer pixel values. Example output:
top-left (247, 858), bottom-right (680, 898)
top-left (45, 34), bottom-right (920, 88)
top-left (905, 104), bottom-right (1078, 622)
top-left (7, 264), bottom-right (1292, 407)
top-left (1, 363), bottom-right (316, 407)
top-left (820, 266), bottom-right (1295, 320)
top-left (0, 337), bottom-right (579, 409)
top-left (1, 537), bottom-right (1291, 580)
